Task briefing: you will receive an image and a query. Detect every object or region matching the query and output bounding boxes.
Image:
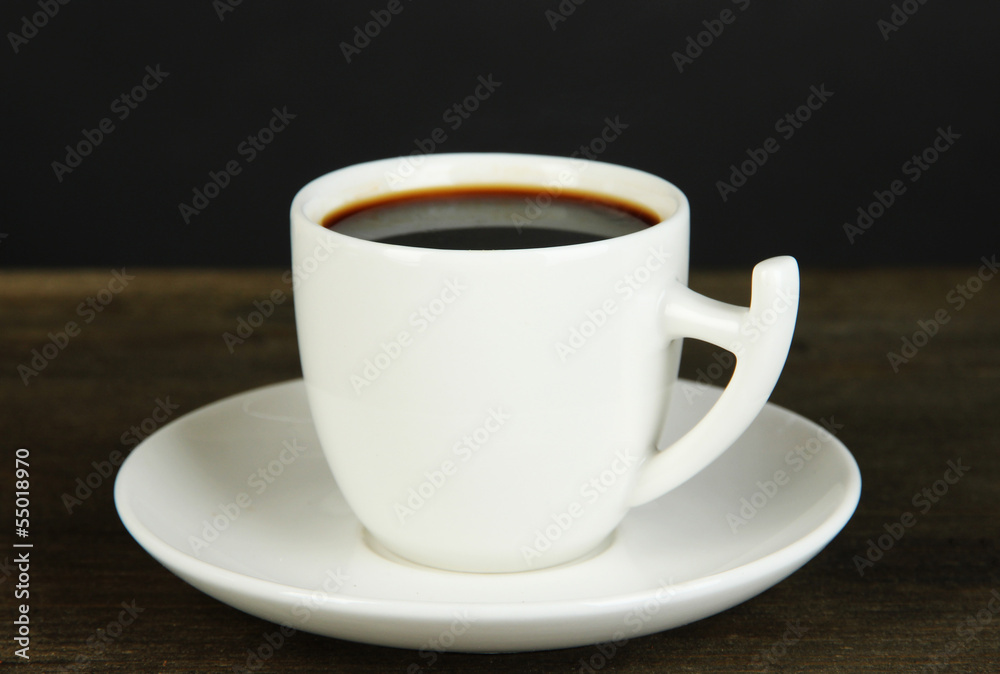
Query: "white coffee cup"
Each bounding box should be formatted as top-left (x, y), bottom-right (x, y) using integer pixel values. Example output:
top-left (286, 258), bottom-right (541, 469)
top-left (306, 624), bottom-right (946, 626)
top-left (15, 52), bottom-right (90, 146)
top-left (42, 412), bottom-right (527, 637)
top-left (290, 153), bottom-right (798, 573)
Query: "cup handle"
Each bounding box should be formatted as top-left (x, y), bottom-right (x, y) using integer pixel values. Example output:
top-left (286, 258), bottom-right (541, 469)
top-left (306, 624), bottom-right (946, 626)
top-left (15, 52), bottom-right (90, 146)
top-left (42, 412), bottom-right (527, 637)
top-left (629, 256), bottom-right (800, 506)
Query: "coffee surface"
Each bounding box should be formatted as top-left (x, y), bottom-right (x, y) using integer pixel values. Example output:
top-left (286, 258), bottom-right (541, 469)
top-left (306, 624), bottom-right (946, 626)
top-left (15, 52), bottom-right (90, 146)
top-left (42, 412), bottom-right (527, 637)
top-left (323, 187), bottom-right (658, 250)
top-left (372, 226), bottom-right (608, 250)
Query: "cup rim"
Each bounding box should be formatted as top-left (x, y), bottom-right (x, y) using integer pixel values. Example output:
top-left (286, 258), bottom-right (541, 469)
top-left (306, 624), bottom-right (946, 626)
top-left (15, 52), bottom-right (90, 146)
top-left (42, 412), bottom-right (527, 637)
top-left (290, 153), bottom-right (690, 255)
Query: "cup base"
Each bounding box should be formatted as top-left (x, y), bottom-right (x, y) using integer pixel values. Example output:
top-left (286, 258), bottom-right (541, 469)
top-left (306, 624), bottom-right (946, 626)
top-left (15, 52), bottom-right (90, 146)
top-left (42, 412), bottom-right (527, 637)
top-left (361, 528), bottom-right (617, 575)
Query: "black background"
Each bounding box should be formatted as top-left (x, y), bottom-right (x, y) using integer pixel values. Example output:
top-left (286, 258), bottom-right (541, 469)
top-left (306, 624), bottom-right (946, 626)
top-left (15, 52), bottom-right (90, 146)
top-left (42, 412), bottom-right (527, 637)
top-left (2, 0), bottom-right (996, 269)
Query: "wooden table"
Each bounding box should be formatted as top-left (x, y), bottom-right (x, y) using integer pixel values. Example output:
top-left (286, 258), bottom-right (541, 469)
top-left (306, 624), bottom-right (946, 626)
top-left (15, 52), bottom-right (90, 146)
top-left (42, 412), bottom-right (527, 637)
top-left (2, 267), bottom-right (998, 672)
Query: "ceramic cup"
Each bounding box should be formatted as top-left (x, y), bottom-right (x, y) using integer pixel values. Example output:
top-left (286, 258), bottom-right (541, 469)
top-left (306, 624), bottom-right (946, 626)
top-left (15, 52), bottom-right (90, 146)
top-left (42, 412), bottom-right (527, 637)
top-left (290, 153), bottom-right (798, 573)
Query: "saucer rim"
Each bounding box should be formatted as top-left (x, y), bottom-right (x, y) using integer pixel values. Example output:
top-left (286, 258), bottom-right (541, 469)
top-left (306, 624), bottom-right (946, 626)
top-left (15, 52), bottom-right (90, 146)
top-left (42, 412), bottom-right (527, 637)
top-left (115, 378), bottom-right (860, 624)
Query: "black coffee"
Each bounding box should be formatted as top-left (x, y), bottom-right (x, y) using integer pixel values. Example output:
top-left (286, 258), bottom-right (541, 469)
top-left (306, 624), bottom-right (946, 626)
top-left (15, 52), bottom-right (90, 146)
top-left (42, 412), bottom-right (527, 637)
top-left (322, 187), bottom-right (659, 250)
top-left (373, 226), bottom-right (607, 250)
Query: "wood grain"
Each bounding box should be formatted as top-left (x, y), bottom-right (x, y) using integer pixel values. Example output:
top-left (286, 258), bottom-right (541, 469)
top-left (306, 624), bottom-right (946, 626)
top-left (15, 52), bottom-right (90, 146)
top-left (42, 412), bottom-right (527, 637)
top-left (1, 267), bottom-right (997, 672)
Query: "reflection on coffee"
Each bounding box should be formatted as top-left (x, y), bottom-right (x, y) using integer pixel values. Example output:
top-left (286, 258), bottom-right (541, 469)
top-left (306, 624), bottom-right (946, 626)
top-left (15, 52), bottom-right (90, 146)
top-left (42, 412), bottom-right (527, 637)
top-left (322, 187), bottom-right (660, 250)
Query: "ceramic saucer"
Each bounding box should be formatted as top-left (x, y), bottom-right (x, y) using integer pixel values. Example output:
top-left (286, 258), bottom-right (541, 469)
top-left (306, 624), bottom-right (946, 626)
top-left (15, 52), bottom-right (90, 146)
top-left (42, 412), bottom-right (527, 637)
top-left (114, 379), bottom-right (860, 653)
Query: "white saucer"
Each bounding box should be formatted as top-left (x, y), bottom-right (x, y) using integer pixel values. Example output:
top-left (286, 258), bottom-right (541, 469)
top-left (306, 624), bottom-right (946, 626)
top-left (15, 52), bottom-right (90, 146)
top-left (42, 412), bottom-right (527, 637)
top-left (115, 379), bottom-right (860, 653)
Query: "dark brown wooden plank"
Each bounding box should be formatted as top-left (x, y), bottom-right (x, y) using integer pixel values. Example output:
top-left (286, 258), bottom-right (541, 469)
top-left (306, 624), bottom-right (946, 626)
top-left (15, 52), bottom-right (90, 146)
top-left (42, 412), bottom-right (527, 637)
top-left (1, 268), bottom-right (997, 672)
